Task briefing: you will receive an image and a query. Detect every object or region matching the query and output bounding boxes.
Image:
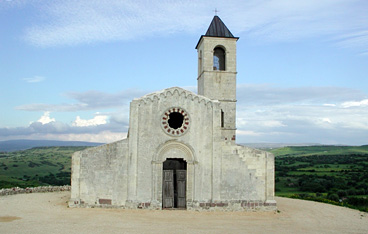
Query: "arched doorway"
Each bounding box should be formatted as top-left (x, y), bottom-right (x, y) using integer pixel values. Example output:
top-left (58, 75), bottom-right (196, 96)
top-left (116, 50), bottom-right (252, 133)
top-left (152, 141), bottom-right (196, 210)
top-left (162, 158), bottom-right (187, 209)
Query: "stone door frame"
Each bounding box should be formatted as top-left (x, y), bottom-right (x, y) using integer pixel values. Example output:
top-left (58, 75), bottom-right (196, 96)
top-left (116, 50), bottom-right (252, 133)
top-left (152, 140), bottom-right (196, 209)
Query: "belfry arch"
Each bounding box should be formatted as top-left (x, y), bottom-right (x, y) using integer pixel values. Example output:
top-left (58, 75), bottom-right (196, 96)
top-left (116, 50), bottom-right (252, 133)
top-left (213, 46), bottom-right (226, 70)
top-left (152, 141), bottom-right (196, 209)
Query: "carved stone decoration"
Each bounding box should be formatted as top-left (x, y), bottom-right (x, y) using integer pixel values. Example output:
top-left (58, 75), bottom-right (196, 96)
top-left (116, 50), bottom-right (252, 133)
top-left (161, 107), bottom-right (190, 137)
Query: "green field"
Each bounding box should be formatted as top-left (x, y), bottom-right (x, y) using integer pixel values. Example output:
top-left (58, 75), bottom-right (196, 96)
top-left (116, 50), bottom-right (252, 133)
top-left (0, 146), bottom-right (87, 188)
top-left (270, 146), bottom-right (368, 212)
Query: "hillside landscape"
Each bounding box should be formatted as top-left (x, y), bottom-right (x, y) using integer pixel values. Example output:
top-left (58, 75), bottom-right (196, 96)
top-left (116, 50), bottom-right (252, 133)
top-left (0, 139), bottom-right (102, 152)
top-left (0, 144), bottom-right (367, 212)
top-left (0, 146), bottom-right (88, 188)
top-left (273, 145), bottom-right (368, 212)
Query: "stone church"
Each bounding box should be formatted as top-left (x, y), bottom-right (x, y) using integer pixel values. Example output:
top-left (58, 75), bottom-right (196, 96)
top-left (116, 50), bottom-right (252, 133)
top-left (69, 16), bottom-right (276, 211)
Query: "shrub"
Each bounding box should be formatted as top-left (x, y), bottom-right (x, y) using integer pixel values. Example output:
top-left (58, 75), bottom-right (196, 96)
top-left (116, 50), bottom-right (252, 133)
top-left (357, 188), bottom-right (366, 195)
top-left (327, 193), bottom-right (339, 202)
top-left (337, 190), bottom-right (347, 198)
top-left (347, 189), bottom-right (357, 196)
top-left (347, 197), bottom-right (368, 207)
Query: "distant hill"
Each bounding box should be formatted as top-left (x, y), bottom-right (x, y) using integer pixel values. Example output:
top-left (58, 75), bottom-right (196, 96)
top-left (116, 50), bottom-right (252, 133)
top-left (240, 143), bottom-right (322, 149)
top-left (0, 139), bottom-right (103, 152)
top-left (270, 145), bottom-right (368, 157)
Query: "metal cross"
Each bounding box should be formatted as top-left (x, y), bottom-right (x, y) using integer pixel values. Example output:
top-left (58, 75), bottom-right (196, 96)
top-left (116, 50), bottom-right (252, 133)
top-left (214, 8), bottom-right (219, 16)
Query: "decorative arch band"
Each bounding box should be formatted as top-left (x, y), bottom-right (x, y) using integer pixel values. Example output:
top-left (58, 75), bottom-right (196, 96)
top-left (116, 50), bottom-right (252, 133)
top-left (153, 141), bottom-right (196, 164)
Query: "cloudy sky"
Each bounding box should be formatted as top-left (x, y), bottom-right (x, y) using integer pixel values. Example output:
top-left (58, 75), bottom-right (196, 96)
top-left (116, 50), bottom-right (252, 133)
top-left (1, 0), bottom-right (367, 145)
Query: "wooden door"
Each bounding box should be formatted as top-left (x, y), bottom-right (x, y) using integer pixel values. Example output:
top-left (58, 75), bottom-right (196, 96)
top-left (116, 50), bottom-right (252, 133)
top-left (162, 170), bottom-right (174, 208)
top-left (176, 170), bottom-right (186, 208)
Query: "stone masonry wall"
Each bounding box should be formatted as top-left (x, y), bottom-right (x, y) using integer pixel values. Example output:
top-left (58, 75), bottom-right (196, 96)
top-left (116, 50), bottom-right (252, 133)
top-left (0, 185), bottom-right (70, 196)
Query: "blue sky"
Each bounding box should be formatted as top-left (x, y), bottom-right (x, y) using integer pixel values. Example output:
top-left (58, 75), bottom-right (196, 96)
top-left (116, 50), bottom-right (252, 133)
top-left (1, 0), bottom-right (368, 145)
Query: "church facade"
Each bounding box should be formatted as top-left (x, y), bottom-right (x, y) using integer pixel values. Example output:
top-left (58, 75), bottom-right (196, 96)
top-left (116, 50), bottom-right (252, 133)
top-left (69, 16), bottom-right (276, 211)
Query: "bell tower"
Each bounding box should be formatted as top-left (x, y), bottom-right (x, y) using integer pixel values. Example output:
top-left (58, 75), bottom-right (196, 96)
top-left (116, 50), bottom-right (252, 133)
top-left (196, 16), bottom-right (239, 142)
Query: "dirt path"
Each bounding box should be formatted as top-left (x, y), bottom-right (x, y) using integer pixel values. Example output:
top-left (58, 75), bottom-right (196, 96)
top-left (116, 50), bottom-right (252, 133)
top-left (0, 192), bottom-right (367, 234)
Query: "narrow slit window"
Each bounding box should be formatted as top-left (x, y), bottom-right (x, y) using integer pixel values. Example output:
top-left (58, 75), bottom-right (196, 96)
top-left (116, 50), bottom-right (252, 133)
top-left (199, 50), bottom-right (203, 73)
top-left (221, 110), bottom-right (224, 128)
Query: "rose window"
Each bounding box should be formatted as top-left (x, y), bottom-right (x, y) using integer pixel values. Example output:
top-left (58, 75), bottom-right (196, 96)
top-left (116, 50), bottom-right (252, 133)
top-left (161, 107), bottom-right (190, 136)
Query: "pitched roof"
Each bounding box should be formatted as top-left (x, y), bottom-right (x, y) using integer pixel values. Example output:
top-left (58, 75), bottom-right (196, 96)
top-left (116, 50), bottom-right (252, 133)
top-left (195, 16), bottom-right (238, 49)
top-left (205, 15), bottom-right (235, 38)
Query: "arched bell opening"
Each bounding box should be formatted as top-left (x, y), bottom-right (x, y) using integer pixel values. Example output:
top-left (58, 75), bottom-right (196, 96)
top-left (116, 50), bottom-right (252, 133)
top-left (213, 47), bottom-right (225, 71)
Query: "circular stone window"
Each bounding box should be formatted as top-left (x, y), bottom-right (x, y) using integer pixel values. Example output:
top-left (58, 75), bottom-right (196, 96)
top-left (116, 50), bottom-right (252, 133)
top-left (161, 107), bottom-right (190, 136)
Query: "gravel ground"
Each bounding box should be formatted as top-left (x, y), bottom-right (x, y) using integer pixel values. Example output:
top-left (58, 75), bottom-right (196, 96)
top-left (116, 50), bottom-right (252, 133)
top-left (0, 191), bottom-right (367, 234)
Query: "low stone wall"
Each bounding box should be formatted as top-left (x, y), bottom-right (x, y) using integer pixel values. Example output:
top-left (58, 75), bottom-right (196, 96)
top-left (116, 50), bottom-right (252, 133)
top-left (187, 200), bottom-right (277, 211)
top-left (70, 199), bottom-right (276, 211)
top-left (0, 185), bottom-right (71, 196)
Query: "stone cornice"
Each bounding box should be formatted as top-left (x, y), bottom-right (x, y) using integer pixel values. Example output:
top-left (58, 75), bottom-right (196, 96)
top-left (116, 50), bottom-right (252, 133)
top-left (135, 87), bottom-right (217, 105)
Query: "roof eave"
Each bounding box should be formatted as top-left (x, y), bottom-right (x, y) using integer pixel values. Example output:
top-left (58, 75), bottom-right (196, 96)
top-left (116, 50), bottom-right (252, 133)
top-left (195, 35), bottom-right (239, 49)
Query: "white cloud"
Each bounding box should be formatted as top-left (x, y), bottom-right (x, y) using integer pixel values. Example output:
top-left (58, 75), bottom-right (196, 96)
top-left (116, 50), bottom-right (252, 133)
top-left (3, 84), bottom-right (368, 145)
top-left (16, 89), bottom-right (145, 112)
top-left (314, 117), bottom-right (334, 129)
top-left (36, 111), bottom-right (55, 124)
top-left (263, 120), bottom-right (286, 128)
top-left (335, 30), bottom-right (368, 55)
top-left (341, 99), bottom-right (368, 108)
top-left (0, 112), bottom-right (129, 142)
top-left (237, 84), bottom-right (366, 105)
top-left (236, 130), bottom-right (263, 136)
top-left (341, 121), bottom-right (368, 131)
top-left (238, 118), bottom-right (286, 129)
top-left (5, 0), bottom-right (365, 53)
top-left (0, 131), bottom-right (126, 143)
top-left (235, 85), bottom-right (368, 144)
top-left (22, 0), bottom-right (205, 47)
top-left (321, 118), bottom-right (332, 124)
top-left (37, 131), bottom-right (127, 143)
top-left (72, 115), bottom-right (108, 127)
top-left (22, 76), bottom-right (45, 83)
